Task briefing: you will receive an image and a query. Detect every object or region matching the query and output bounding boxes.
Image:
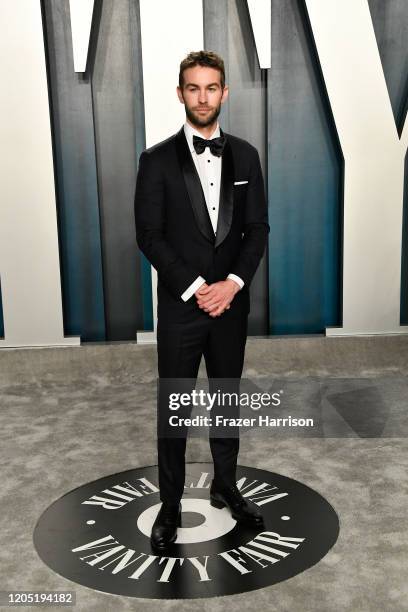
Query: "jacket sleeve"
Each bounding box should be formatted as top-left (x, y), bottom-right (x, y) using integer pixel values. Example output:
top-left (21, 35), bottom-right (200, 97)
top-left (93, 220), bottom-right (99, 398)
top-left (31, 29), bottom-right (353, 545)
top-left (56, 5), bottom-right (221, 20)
top-left (229, 148), bottom-right (270, 286)
top-left (134, 150), bottom-right (201, 299)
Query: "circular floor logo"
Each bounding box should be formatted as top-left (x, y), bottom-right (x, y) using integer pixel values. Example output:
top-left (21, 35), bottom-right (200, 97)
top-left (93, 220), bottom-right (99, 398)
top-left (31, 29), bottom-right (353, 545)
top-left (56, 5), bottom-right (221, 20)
top-left (33, 463), bottom-right (339, 599)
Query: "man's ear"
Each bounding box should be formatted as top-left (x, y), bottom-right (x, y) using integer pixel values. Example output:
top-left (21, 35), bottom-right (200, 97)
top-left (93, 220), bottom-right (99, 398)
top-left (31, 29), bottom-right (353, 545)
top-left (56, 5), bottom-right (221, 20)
top-left (221, 85), bottom-right (229, 104)
top-left (176, 86), bottom-right (184, 104)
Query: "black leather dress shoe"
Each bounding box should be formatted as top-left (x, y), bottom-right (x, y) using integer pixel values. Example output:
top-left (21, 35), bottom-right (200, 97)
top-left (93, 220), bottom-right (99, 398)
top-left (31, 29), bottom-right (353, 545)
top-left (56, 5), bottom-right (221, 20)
top-left (210, 481), bottom-right (264, 525)
top-left (150, 502), bottom-right (182, 552)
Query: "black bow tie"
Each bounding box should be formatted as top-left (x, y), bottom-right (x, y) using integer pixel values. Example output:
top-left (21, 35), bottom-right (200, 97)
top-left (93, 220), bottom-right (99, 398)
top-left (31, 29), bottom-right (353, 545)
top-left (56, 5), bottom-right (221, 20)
top-left (192, 134), bottom-right (226, 157)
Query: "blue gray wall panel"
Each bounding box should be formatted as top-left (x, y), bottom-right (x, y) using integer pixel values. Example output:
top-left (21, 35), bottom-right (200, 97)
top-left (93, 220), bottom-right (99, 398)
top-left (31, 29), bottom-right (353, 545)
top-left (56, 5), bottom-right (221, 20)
top-left (267, 0), bottom-right (342, 334)
top-left (42, 0), bottom-right (106, 341)
top-left (89, 0), bottom-right (145, 339)
top-left (42, 0), bottom-right (145, 341)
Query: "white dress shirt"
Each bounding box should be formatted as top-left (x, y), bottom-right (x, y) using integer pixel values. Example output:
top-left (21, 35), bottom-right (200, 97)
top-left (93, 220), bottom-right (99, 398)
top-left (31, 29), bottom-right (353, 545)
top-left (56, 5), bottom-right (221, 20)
top-left (181, 121), bottom-right (244, 302)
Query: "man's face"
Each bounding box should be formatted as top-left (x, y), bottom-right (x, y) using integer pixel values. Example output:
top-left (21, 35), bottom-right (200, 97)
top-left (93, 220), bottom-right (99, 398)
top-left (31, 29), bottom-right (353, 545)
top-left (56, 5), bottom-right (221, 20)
top-left (177, 65), bottom-right (229, 128)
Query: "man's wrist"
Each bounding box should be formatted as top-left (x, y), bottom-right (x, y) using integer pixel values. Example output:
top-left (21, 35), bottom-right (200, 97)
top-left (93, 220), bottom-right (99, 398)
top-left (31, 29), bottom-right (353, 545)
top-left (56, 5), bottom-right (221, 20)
top-left (227, 273), bottom-right (244, 291)
top-left (226, 278), bottom-right (241, 294)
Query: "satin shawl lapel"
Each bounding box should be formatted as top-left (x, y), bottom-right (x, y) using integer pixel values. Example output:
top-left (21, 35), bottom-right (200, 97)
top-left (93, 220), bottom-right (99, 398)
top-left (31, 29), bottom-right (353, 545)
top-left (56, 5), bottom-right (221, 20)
top-left (215, 127), bottom-right (234, 248)
top-left (175, 127), bottom-right (215, 244)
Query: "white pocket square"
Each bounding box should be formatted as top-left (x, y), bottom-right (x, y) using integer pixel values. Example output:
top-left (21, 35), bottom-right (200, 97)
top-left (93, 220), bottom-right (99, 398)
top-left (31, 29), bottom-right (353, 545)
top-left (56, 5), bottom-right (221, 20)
top-left (234, 180), bottom-right (248, 185)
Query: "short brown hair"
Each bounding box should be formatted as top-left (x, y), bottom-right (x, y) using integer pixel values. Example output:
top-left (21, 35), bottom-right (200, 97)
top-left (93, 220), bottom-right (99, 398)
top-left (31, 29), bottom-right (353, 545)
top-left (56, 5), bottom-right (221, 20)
top-left (179, 50), bottom-right (225, 90)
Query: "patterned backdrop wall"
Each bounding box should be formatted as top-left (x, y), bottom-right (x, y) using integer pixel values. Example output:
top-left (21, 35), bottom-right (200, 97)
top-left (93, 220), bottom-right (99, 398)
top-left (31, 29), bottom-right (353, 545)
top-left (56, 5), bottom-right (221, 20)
top-left (0, 0), bottom-right (407, 344)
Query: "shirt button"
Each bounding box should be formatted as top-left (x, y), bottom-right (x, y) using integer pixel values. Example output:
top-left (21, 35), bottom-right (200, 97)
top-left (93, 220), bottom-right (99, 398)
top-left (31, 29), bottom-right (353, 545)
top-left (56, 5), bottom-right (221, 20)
top-left (207, 159), bottom-right (210, 163)
top-left (210, 182), bottom-right (214, 186)
top-left (212, 207), bottom-right (215, 210)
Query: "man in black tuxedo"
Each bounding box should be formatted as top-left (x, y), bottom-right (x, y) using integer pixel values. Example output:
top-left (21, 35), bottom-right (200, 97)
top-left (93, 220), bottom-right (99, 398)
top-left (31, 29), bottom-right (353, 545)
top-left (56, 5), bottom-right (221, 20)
top-left (134, 51), bottom-right (269, 551)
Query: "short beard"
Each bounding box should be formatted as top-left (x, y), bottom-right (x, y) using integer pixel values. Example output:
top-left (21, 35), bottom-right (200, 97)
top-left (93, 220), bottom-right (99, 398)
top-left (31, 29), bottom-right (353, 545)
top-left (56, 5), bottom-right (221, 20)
top-left (184, 101), bottom-right (221, 128)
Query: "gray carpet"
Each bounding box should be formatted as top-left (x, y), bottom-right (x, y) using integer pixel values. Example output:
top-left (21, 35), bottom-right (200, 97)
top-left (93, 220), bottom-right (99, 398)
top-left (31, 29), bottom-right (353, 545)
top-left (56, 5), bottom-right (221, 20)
top-left (0, 336), bottom-right (407, 611)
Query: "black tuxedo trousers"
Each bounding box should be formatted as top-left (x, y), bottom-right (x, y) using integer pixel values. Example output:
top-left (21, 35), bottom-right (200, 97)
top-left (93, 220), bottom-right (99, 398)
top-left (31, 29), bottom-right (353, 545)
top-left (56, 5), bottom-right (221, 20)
top-left (157, 303), bottom-right (248, 502)
top-left (134, 126), bottom-right (269, 503)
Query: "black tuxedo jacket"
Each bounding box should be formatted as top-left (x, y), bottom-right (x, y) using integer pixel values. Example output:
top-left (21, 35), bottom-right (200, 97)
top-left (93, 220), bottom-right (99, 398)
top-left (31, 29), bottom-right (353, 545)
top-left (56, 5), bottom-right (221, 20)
top-left (134, 126), bottom-right (270, 324)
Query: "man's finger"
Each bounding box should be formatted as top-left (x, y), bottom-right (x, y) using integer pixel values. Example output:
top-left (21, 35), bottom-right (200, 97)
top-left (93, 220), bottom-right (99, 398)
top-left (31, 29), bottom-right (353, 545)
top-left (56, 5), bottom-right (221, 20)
top-left (207, 303), bottom-right (222, 315)
top-left (197, 288), bottom-right (218, 301)
top-left (199, 299), bottom-right (219, 311)
top-left (211, 309), bottom-right (223, 317)
top-left (197, 295), bottom-right (216, 305)
top-left (196, 284), bottom-right (213, 295)
top-left (210, 304), bottom-right (227, 316)
top-left (205, 301), bottom-right (221, 312)
top-left (197, 294), bottom-right (219, 307)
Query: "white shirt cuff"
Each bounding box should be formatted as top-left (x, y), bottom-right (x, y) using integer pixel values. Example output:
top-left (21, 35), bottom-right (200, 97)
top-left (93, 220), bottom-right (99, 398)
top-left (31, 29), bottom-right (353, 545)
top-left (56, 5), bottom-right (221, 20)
top-left (181, 276), bottom-right (206, 302)
top-left (227, 274), bottom-right (244, 290)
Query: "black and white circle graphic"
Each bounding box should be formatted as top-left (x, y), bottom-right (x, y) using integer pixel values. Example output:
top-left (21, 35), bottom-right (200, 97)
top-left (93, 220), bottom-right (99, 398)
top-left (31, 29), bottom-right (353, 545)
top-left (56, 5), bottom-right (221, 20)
top-left (33, 463), bottom-right (339, 599)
